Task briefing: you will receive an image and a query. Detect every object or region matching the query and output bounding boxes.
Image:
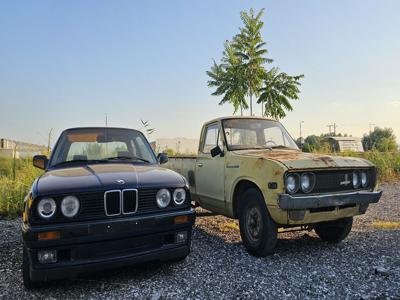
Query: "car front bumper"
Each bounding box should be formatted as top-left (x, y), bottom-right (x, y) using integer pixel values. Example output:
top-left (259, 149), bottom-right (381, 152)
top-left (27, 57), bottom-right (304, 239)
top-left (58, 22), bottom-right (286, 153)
top-left (22, 209), bottom-right (195, 282)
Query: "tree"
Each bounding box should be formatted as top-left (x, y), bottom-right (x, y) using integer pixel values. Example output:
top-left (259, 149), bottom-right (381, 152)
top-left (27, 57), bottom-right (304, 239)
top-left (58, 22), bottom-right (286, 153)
top-left (233, 8), bottom-right (271, 115)
top-left (140, 120), bottom-right (156, 139)
top-left (206, 42), bottom-right (248, 115)
top-left (206, 8), bottom-right (303, 117)
top-left (257, 67), bottom-right (303, 119)
top-left (362, 127), bottom-right (397, 152)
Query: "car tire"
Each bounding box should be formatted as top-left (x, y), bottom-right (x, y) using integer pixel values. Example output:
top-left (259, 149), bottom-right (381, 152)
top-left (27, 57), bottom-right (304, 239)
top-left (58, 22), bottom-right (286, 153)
top-left (314, 217), bottom-right (353, 243)
top-left (238, 188), bottom-right (277, 257)
top-left (22, 246), bottom-right (42, 290)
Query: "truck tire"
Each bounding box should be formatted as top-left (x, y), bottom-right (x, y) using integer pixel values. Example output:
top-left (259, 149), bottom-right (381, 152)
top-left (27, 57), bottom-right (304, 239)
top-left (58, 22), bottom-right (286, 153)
top-left (238, 188), bottom-right (277, 257)
top-left (314, 217), bottom-right (353, 243)
top-left (22, 246), bottom-right (42, 289)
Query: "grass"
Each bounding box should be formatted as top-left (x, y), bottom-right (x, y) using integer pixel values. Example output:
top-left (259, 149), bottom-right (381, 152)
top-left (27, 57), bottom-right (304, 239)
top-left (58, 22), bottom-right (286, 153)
top-left (371, 221), bottom-right (400, 230)
top-left (0, 157), bottom-right (43, 218)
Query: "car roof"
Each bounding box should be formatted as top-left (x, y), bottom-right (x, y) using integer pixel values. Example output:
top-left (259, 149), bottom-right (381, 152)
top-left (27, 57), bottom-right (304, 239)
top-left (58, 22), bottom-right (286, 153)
top-left (62, 127), bottom-right (140, 133)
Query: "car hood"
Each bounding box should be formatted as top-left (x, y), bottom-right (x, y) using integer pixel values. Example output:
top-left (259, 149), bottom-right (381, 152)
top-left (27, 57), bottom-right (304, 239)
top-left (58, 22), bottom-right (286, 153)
top-left (36, 163), bottom-right (185, 196)
top-left (236, 149), bottom-right (373, 170)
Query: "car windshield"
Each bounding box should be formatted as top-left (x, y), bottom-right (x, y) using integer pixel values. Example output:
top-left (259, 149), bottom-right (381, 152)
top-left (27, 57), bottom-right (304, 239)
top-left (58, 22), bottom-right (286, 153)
top-left (49, 128), bottom-right (157, 167)
top-left (222, 119), bottom-right (299, 151)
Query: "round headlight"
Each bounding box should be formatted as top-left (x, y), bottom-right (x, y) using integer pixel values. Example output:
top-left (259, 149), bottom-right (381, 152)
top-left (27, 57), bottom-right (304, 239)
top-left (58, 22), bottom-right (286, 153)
top-left (301, 173), bottom-right (315, 193)
top-left (173, 188), bottom-right (186, 205)
top-left (285, 174), bottom-right (299, 194)
top-left (37, 198), bottom-right (56, 219)
top-left (61, 195), bottom-right (80, 218)
top-left (361, 171), bottom-right (368, 187)
top-left (353, 171), bottom-right (360, 188)
top-left (156, 189), bottom-right (171, 208)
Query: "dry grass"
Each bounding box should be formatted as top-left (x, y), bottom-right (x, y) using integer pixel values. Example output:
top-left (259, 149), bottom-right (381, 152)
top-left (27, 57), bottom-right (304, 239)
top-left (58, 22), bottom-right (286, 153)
top-left (371, 221), bottom-right (400, 230)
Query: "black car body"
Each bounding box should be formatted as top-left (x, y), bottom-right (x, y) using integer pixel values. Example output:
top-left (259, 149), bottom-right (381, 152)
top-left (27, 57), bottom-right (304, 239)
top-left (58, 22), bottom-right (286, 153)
top-left (22, 127), bottom-right (195, 288)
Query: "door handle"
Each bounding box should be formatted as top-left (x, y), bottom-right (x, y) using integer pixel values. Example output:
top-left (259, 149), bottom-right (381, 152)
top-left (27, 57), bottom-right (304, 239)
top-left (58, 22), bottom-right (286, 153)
top-left (197, 163), bottom-right (203, 167)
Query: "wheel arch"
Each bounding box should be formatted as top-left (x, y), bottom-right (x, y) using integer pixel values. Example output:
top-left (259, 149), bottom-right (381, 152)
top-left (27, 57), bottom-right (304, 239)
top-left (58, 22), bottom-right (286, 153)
top-left (231, 179), bottom-right (264, 219)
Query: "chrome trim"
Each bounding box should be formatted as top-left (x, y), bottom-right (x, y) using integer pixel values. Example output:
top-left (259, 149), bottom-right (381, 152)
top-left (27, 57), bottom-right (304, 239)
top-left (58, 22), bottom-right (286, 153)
top-left (122, 189), bottom-right (139, 215)
top-left (104, 190), bottom-right (122, 217)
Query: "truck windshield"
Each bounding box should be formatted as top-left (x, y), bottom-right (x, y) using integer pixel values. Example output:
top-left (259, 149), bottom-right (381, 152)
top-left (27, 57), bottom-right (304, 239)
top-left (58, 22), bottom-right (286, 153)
top-left (49, 128), bottom-right (157, 167)
top-left (222, 119), bottom-right (299, 151)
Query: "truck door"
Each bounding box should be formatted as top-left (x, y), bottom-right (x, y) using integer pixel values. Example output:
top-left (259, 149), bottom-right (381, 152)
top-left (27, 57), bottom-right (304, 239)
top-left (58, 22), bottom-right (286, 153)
top-left (195, 123), bottom-right (225, 209)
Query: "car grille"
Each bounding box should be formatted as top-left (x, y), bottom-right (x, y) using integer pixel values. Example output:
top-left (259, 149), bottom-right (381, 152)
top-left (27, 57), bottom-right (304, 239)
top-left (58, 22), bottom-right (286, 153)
top-left (31, 188), bottom-right (190, 224)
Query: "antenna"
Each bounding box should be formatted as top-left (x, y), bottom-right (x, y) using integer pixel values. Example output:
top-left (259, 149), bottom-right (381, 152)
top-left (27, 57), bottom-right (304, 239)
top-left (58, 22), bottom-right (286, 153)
top-left (105, 113), bottom-right (108, 128)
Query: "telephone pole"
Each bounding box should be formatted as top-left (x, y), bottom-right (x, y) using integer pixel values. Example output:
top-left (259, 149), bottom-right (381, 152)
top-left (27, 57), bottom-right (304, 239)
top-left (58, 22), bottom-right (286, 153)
top-left (299, 121), bottom-right (304, 147)
top-left (327, 124), bottom-right (334, 135)
top-left (47, 128), bottom-right (53, 155)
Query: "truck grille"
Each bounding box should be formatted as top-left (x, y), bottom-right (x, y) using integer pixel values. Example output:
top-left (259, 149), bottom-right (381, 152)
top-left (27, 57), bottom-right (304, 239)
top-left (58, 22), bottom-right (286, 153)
top-left (31, 188), bottom-right (190, 225)
top-left (289, 168), bottom-right (376, 195)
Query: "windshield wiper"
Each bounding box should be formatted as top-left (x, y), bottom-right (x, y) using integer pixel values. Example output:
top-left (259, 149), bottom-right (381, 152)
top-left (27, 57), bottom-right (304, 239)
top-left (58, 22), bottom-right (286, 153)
top-left (270, 145), bottom-right (295, 149)
top-left (104, 156), bottom-right (150, 163)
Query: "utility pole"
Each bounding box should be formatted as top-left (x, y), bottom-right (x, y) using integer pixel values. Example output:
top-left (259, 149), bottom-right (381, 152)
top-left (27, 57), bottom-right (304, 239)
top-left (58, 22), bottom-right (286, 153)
top-left (105, 113), bottom-right (108, 128)
top-left (327, 124), bottom-right (334, 135)
top-left (299, 121), bottom-right (304, 147)
top-left (333, 123), bottom-right (337, 136)
top-left (369, 123), bottom-right (375, 150)
top-left (47, 128), bottom-right (53, 155)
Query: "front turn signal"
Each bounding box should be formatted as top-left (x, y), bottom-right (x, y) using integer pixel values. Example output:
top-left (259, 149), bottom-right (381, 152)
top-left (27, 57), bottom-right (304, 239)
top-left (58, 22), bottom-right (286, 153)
top-left (174, 215), bottom-right (189, 224)
top-left (38, 231), bottom-right (60, 241)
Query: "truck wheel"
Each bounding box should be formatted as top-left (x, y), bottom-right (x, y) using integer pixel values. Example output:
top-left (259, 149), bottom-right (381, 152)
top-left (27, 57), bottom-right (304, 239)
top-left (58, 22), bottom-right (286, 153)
top-left (22, 247), bottom-right (42, 289)
top-left (238, 188), bottom-right (277, 257)
top-left (314, 217), bottom-right (353, 243)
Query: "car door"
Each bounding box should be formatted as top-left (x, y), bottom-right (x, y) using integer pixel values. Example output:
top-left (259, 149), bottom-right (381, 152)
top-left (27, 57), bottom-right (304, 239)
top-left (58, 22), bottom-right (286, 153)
top-left (195, 123), bottom-right (225, 209)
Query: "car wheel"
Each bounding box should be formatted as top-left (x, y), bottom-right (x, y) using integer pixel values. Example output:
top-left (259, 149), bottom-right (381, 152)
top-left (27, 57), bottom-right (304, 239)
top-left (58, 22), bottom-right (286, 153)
top-left (239, 188), bottom-right (277, 257)
top-left (22, 246), bottom-right (42, 289)
top-left (314, 217), bottom-right (353, 243)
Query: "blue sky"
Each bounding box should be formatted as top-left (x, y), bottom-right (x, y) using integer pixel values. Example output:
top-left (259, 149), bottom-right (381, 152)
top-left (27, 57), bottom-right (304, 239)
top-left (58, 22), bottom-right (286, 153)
top-left (1, 1), bottom-right (399, 145)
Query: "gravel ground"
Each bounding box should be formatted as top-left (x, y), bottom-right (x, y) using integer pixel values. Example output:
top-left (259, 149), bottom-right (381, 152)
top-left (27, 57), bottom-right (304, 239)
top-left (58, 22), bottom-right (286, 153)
top-left (0, 183), bottom-right (399, 299)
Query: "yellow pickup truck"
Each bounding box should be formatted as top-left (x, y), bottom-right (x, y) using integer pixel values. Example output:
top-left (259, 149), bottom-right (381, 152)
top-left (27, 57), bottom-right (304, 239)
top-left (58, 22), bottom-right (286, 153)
top-left (165, 116), bottom-right (382, 256)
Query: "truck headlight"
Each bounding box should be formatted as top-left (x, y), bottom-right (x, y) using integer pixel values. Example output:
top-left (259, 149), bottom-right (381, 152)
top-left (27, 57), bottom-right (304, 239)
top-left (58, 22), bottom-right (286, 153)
top-left (285, 174), bottom-right (300, 194)
top-left (353, 171), bottom-right (360, 188)
top-left (361, 171), bottom-right (368, 187)
top-left (300, 173), bottom-right (315, 193)
top-left (173, 188), bottom-right (186, 205)
top-left (37, 198), bottom-right (56, 219)
top-left (61, 195), bottom-right (80, 218)
top-left (156, 189), bottom-right (171, 208)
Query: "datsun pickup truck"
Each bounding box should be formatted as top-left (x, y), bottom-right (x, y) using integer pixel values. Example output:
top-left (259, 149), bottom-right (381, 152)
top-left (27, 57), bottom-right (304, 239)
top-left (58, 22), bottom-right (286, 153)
top-left (22, 127), bottom-right (194, 288)
top-left (165, 117), bottom-right (382, 257)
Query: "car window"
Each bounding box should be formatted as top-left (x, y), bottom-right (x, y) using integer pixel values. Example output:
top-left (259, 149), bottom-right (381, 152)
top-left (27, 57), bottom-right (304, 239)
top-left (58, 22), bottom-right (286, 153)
top-left (202, 124), bottom-right (222, 153)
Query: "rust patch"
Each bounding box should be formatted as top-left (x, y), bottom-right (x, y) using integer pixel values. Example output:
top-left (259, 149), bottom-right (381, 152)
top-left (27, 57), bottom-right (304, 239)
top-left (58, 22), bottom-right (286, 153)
top-left (255, 158), bottom-right (264, 168)
top-left (312, 156), bottom-right (335, 166)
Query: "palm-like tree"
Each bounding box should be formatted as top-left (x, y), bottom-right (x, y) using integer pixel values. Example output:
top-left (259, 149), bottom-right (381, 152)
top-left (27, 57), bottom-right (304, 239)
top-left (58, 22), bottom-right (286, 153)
top-left (206, 42), bottom-right (248, 115)
top-left (233, 8), bottom-right (272, 116)
top-left (257, 67), bottom-right (304, 119)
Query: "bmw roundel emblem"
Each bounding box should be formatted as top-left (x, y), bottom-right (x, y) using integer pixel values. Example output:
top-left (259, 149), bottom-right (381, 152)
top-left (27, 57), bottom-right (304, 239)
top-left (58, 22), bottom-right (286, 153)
top-left (115, 179), bottom-right (125, 185)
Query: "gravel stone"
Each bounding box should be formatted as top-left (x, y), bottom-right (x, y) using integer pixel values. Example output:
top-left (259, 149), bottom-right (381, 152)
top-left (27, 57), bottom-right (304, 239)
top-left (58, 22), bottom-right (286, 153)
top-left (0, 183), bottom-right (399, 299)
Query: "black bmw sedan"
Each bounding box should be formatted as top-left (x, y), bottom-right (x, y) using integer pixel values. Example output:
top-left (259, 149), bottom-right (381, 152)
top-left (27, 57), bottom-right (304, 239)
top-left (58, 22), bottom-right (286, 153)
top-left (21, 127), bottom-right (195, 288)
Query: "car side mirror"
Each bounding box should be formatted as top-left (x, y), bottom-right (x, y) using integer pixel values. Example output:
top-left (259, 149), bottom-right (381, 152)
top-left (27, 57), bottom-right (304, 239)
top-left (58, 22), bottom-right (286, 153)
top-left (33, 155), bottom-right (48, 170)
top-left (210, 145), bottom-right (224, 158)
top-left (157, 153), bottom-right (169, 164)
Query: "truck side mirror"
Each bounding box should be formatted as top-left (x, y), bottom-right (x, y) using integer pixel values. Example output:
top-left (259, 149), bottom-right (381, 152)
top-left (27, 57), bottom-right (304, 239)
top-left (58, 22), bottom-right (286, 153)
top-left (210, 145), bottom-right (224, 158)
top-left (157, 153), bottom-right (169, 164)
top-left (33, 155), bottom-right (48, 170)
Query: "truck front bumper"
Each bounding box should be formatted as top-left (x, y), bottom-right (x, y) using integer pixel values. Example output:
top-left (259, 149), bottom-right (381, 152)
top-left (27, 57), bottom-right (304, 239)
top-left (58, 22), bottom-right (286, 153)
top-left (278, 190), bottom-right (382, 210)
top-left (22, 209), bottom-right (195, 282)
top-left (277, 190), bottom-right (382, 223)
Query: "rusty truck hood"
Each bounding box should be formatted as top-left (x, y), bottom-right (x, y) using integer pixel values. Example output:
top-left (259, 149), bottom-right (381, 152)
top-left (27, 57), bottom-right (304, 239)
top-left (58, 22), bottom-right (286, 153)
top-left (236, 149), bottom-right (372, 170)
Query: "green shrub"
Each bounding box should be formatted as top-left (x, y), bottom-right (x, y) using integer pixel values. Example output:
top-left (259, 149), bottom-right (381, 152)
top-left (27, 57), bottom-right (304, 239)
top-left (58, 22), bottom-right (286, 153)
top-left (0, 157), bottom-right (43, 218)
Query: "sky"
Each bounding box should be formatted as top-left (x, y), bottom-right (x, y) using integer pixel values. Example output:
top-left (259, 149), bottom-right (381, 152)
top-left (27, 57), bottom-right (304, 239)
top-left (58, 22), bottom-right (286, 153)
top-left (1, 0), bottom-right (399, 146)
